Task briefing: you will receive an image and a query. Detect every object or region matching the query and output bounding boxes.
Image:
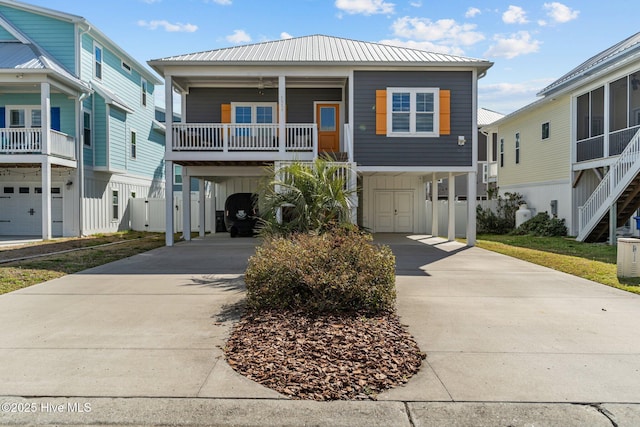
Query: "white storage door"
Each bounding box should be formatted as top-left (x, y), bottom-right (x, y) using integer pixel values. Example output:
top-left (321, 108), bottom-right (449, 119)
top-left (374, 190), bottom-right (414, 233)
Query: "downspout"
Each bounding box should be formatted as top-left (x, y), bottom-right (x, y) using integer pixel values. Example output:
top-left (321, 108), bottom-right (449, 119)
top-left (77, 24), bottom-right (91, 237)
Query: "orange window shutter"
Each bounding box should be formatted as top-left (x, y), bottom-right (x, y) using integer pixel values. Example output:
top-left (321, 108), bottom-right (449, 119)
top-left (375, 90), bottom-right (387, 135)
top-left (439, 90), bottom-right (451, 135)
top-left (221, 104), bottom-right (231, 123)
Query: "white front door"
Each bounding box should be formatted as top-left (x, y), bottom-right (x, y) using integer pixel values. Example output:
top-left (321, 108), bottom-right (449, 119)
top-left (374, 190), bottom-right (414, 233)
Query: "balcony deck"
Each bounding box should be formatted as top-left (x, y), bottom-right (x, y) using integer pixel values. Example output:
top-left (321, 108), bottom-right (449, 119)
top-left (0, 128), bottom-right (76, 161)
top-left (170, 123), bottom-right (318, 161)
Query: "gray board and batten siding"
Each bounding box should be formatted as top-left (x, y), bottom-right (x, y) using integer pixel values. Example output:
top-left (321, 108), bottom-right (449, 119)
top-left (185, 88), bottom-right (344, 123)
top-left (353, 70), bottom-right (473, 167)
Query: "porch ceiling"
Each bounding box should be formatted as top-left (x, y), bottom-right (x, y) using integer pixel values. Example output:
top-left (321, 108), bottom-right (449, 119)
top-left (176, 75), bottom-right (347, 90)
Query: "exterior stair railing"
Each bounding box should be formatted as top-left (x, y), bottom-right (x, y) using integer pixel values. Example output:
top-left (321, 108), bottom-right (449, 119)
top-left (577, 128), bottom-right (640, 241)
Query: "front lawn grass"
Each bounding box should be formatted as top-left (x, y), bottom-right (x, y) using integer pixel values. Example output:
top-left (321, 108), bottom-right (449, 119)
top-left (0, 232), bottom-right (166, 295)
top-left (475, 234), bottom-right (640, 295)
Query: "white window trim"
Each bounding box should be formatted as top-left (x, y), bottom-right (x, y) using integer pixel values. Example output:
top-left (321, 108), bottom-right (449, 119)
top-left (83, 110), bottom-right (92, 147)
top-left (121, 60), bottom-right (132, 74)
top-left (141, 78), bottom-right (148, 107)
top-left (111, 189), bottom-right (119, 221)
top-left (231, 102), bottom-right (278, 124)
top-left (6, 105), bottom-right (42, 128)
top-left (541, 122), bottom-right (550, 140)
top-left (386, 87), bottom-right (440, 138)
top-left (130, 129), bottom-right (137, 159)
top-left (173, 164), bottom-right (183, 186)
top-left (93, 42), bottom-right (103, 81)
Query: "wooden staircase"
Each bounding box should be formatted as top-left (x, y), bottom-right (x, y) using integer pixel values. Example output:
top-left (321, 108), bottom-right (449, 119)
top-left (577, 128), bottom-right (640, 242)
top-left (584, 172), bottom-right (640, 242)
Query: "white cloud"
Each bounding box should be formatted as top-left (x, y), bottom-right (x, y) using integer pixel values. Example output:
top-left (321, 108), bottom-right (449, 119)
top-left (206, 0), bottom-right (232, 4)
top-left (543, 2), bottom-right (579, 23)
top-left (484, 31), bottom-right (540, 59)
top-left (410, 1), bottom-right (422, 7)
top-left (502, 5), bottom-right (528, 24)
top-left (378, 38), bottom-right (465, 56)
top-left (137, 20), bottom-right (198, 32)
top-left (538, 19), bottom-right (547, 26)
top-left (141, 0), bottom-right (161, 3)
top-left (465, 7), bottom-right (481, 18)
top-left (479, 78), bottom-right (555, 113)
top-left (280, 32), bottom-right (293, 39)
top-left (226, 29), bottom-right (251, 44)
top-left (334, 0), bottom-right (395, 16)
top-left (389, 16), bottom-right (485, 53)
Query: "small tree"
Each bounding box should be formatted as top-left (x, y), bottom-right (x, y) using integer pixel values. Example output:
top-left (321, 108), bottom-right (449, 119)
top-left (257, 157), bottom-right (356, 236)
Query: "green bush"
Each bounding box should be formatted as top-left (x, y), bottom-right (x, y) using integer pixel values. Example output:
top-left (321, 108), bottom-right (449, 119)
top-left (512, 212), bottom-right (568, 237)
top-left (244, 228), bottom-right (396, 314)
top-left (476, 192), bottom-right (526, 234)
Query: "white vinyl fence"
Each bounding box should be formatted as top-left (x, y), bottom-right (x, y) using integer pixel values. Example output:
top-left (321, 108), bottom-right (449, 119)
top-left (425, 200), bottom-right (497, 237)
top-left (130, 195), bottom-right (213, 233)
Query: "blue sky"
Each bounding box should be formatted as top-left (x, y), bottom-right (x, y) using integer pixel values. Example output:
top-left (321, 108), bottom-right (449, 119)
top-left (22, 0), bottom-right (639, 114)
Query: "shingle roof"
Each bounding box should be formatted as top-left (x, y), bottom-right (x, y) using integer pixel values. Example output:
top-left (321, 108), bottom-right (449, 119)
top-left (151, 34), bottom-right (492, 70)
top-left (538, 32), bottom-right (640, 96)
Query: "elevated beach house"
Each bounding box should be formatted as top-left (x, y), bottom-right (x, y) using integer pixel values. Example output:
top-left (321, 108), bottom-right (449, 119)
top-left (0, 0), bottom-right (164, 239)
top-left (148, 35), bottom-right (493, 245)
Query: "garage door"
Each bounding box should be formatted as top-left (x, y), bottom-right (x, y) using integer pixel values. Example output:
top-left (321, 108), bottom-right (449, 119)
top-left (0, 185), bottom-right (63, 236)
top-left (374, 190), bottom-right (413, 233)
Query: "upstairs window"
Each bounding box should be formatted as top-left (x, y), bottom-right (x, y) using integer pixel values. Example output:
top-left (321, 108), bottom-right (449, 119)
top-left (83, 112), bottom-right (92, 147)
top-left (387, 88), bottom-right (439, 137)
top-left (130, 130), bottom-right (137, 159)
top-left (141, 79), bottom-right (148, 107)
top-left (541, 122), bottom-right (550, 140)
top-left (500, 138), bottom-right (504, 167)
top-left (515, 133), bottom-right (520, 164)
top-left (94, 43), bottom-right (103, 80)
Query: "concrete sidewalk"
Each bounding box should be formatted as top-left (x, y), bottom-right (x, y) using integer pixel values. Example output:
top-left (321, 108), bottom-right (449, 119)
top-left (0, 233), bottom-right (639, 426)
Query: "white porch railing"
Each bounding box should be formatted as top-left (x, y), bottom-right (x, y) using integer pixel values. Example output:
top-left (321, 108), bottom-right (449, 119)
top-left (172, 123), bottom-right (317, 153)
top-left (0, 128), bottom-right (76, 160)
top-left (577, 128), bottom-right (640, 241)
top-left (50, 130), bottom-right (76, 159)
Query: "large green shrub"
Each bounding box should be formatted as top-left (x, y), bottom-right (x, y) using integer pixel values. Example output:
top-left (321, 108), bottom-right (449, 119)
top-left (512, 212), bottom-right (568, 237)
top-left (245, 228), bottom-right (396, 314)
top-left (476, 192), bottom-right (526, 234)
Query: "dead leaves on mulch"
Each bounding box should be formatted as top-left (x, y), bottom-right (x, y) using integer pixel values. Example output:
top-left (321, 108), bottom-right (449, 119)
top-left (224, 310), bottom-right (425, 401)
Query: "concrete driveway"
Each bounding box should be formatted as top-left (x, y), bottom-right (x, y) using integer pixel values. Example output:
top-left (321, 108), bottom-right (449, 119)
top-left (375, 234), bottom-right (640, 404)
top-left (1, 233), bottom-right (640, 426)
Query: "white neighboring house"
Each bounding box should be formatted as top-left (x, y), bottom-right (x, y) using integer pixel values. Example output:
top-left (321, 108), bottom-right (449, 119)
top-left (0, 0), bottom-right (164, 239)
top-left (483, 32), bottom-right (640, 242)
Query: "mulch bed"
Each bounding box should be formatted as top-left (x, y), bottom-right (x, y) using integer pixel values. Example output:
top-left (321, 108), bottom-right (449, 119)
top-left (224, 310), bottom-right (425, 400)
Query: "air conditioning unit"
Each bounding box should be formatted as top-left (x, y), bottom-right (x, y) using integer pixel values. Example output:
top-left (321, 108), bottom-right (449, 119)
top-left (617, 238), bottom-right (640, 278)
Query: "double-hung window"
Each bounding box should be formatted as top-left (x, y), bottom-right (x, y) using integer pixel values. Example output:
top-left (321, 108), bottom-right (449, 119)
top-left (94, 43), bottom-right (103, 80)
top-left (387, 88), bottom-right (439, 137)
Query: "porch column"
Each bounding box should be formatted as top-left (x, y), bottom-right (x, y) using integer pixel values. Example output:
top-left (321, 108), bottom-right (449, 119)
top-left (199, 178), bottom-right (206, 237)
top-left (467, 172), bottom-right (477, 246)
top-left (604, 84), bottom-right (610, 158)
top-left (76, 97), bottom-right (84, 237)
top-left (278, 75), bottom-right (286, 154)
top-left (41, 158), bottom-right (52, 240)
top-left (165, 76), bottom-right (173, 158)
top-left (431, 173), bottom-right (439, 237)
top-left (165, 160), bottom-right (174, 246)
top-left (41, 82), bottom-right (51, 155)
top-left (447, 172), bottom-right (456, 241)
top-left (182, 167), bottom-right (191, 241)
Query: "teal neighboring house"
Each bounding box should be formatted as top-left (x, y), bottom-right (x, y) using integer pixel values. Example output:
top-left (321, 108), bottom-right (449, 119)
top-left (0, 0), bottom-right (164, 239)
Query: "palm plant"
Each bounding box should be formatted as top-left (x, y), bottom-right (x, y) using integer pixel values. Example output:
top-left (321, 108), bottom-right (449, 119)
top-left (257, 157), bottom-right (356, 235)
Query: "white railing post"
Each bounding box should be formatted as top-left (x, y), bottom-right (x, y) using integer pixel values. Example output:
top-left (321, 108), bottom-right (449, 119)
top-left (312, 125), bottom-right (318, 160)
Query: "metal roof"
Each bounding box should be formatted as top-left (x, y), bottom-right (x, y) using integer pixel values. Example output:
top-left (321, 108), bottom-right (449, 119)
top-left (151, 34), bottom-right (492, 70)
top-left (91, 81), bottom-right (134, 113)
top-left (477, 108), bottom-right (505, 126)
top-left (538, 32), bottom-right (640, 96)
